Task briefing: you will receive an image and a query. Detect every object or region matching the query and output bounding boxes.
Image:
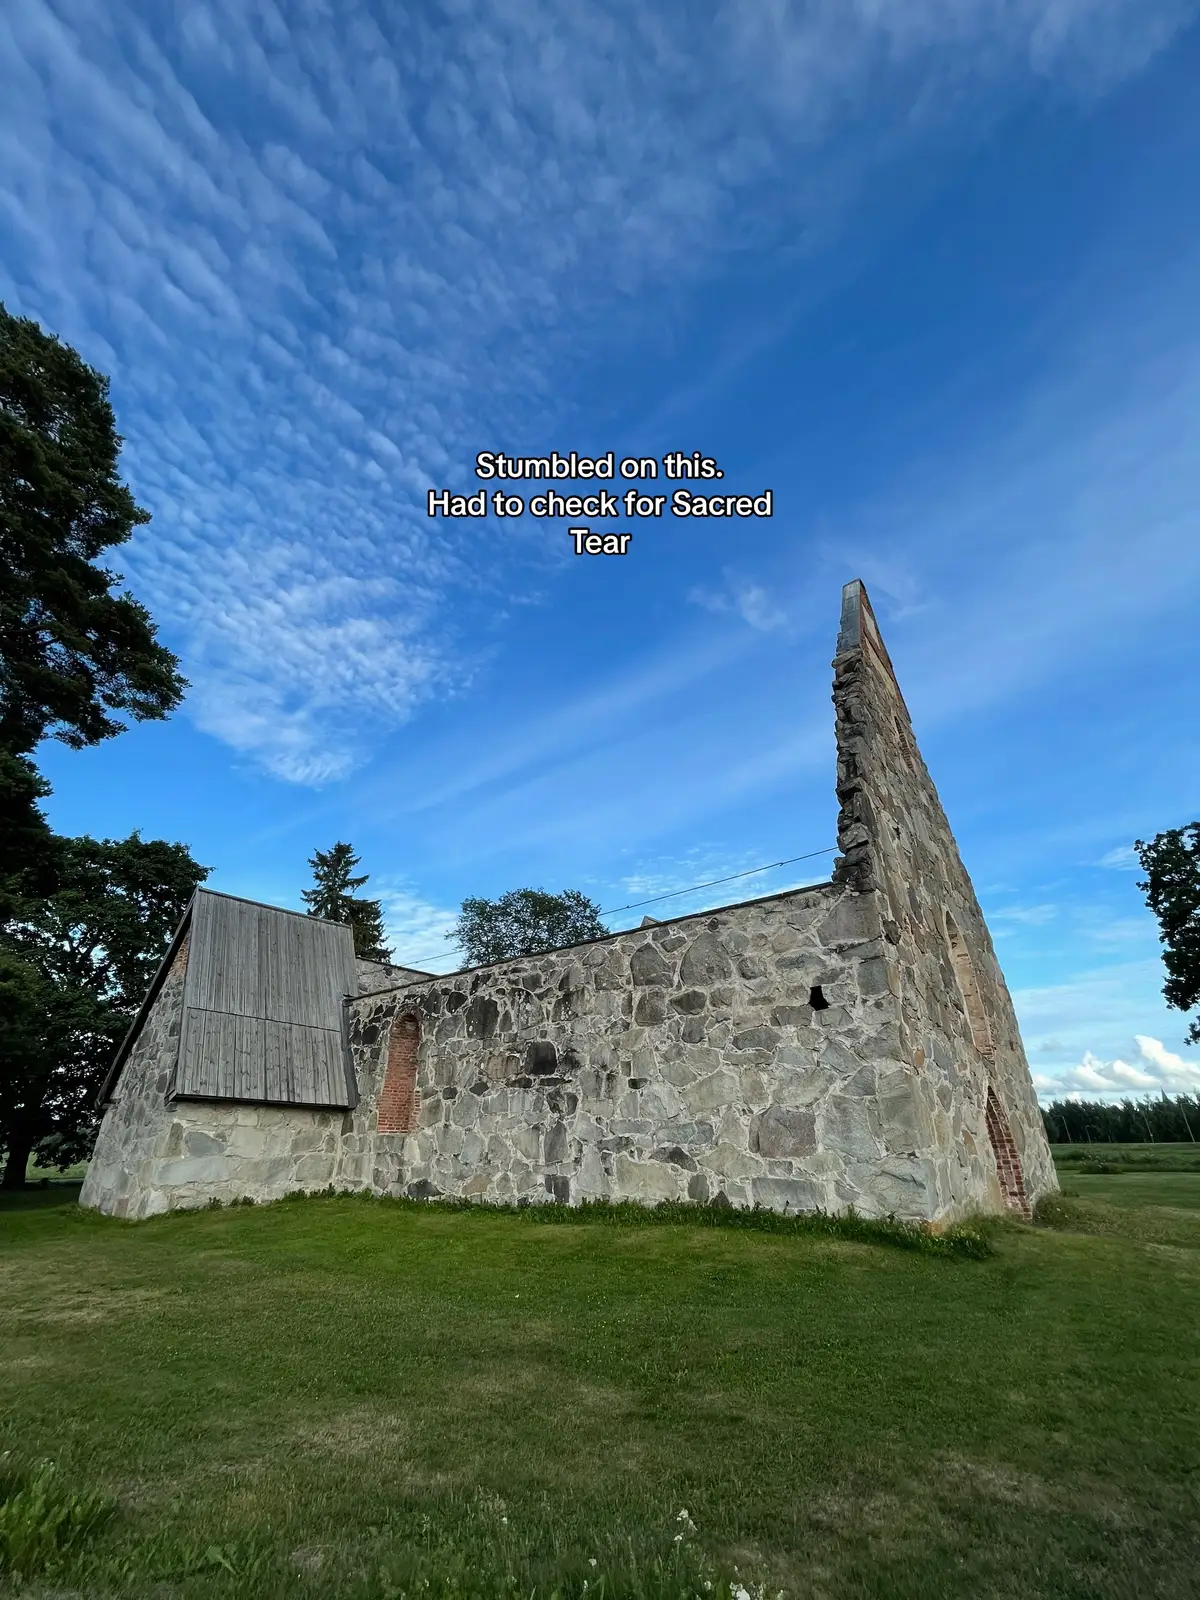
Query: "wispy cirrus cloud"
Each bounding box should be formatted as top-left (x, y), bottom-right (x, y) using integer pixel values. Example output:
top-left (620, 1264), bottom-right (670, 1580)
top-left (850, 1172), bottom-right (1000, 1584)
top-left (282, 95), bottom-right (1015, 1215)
top-left (688, 575), bottom-right (786, 632)
top-left (1, 0), bottom-right (1192, 780)
top-left (376, 884), bottom-right (462, 974)
top-left (988, 902), bottom-right (1058, 927)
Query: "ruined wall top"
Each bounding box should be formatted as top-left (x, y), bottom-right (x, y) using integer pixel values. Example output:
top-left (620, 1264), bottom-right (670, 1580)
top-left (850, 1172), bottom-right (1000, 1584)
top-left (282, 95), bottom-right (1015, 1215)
top-left (831, 578), bottom-right (990, 935)
top-left (830, 579), bottom-right (1055, 1204)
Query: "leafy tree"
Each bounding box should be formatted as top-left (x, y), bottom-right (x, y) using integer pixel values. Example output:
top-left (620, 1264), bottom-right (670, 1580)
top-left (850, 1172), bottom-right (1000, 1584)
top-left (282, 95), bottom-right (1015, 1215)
top-left (0, 833), bottom-right (207, 1187)
top-left (1136, 824), bottom-right (1200, 1045)
top-left (0, 304), bottom-right (185, 759)
top-left (452, 888), bottom-right (607, 967)
top-left (301, 842), bottom-right (393, 963)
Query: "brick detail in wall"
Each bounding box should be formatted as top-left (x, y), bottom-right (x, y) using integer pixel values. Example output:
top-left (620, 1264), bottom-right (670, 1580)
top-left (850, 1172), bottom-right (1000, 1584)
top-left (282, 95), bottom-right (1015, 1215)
top-left (377, 1014), bottom-right (420, 1134)
top-left (985, 1086), bottom-right (1031, 1220)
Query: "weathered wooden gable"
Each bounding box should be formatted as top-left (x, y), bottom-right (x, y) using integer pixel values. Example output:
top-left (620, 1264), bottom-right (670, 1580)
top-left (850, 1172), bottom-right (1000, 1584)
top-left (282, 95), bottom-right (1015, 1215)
top-left (171, 891), bottom-right (359, 1108)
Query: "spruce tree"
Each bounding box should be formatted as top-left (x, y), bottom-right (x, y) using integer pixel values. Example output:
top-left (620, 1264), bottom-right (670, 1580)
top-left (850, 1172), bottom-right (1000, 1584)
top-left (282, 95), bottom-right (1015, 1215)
top-left (301, 842), bottom-right (393, 963)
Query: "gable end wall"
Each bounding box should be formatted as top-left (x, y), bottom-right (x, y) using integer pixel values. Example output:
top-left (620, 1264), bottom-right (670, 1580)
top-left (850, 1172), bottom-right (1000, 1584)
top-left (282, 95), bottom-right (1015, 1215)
top-left (832, 582), bottom-right (1056, 1216)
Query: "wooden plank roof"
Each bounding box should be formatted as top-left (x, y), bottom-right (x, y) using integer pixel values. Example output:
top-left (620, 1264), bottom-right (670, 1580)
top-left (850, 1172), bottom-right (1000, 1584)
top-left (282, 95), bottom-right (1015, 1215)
top-left (103, 890), bottom-right (359, 1110)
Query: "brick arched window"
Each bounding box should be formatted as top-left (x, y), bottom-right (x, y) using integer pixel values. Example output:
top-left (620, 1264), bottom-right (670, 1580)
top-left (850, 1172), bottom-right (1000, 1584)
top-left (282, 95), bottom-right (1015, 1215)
top-left (377, 1013), bottom-right (421, 1134)
top-left (985, 1086), bottom-right (1030, 1219)
top-left (944, 910), bottom-right (993, 1057)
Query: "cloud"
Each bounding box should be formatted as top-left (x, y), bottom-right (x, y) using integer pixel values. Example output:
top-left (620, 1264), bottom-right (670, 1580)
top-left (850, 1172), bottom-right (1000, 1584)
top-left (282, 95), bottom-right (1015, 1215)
top-left (606, 844), bottom-right (835, 924)
top-left (1, 0), bottom-right (1190, 781)
top-left (1098, 844), bottom-right (1140, 870)
top-left (376, 885), bottom-right (462, 973)
top-left (688, 575), bottom-right (786, 631)
top-left (1012, 958), bottom-right (1195, 1083)
top-left (988, 902), bottom-right (1058, 926)
top-left (1033, 1034), bottom-right (1200, 1100)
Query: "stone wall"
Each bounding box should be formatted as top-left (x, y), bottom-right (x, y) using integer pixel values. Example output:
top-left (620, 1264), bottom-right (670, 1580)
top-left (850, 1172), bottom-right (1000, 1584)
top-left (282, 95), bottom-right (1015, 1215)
top-left (831, 582), bottom-right (1056, 1214)
top-left (335, 880), bottom-right (964, 1220)
top-left (80, 934), bottom-right (345, 1219)
top-left (355, 958), bottom-right (434, 996)
top-left (79, 579), bottom-right (1053, 1225)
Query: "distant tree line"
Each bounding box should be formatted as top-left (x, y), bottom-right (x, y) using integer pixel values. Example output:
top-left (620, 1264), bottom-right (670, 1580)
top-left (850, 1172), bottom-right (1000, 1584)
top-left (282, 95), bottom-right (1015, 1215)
top-left (1041, 1093), bottom-right (1199, 1145)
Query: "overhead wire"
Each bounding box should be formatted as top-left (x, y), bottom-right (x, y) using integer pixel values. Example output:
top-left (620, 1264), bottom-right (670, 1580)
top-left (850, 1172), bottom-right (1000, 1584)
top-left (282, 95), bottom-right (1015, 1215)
top-left (391, 846), bottom-right (837, 969)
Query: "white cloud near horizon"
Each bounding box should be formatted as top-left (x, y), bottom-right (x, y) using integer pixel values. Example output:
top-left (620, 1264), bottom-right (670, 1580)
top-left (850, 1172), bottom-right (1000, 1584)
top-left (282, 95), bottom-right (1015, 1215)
top-left (1033, 1034), bottom-right (1200, 1100)
top-left (1, 0), bottom-right (1194, 781)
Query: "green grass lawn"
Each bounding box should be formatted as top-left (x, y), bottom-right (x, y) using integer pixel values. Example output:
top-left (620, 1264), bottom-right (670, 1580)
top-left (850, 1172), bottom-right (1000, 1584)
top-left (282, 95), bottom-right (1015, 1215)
top-left (1, 1171), bottom-right (1199, 1599)
top-left (1050, 1141), bottom-right (1200, 1172)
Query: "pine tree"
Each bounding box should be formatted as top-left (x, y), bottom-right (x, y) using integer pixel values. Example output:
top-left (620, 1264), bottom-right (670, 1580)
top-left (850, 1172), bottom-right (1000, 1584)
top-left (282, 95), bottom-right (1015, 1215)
top-left (1, 303), bottom-right (187, 919)
top-left (301, 842), bottom-right (393, 963)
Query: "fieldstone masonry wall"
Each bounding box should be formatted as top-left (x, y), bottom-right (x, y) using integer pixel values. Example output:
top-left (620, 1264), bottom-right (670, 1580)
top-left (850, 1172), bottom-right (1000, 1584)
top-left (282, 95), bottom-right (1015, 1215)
top-left (335, 882), bottom-right (938, 1214)
top-left (80, 579), bottom-right (1056, 1223)
top-left (831, 581), bottom-right (1055, 1215)
top-left (80, 933), bottom-right (345, 1219)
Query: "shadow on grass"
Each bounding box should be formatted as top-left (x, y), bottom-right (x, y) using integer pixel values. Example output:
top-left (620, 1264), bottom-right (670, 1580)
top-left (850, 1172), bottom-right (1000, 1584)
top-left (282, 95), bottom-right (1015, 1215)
top-left (0, 1178), bottom-right (992, 1258)
top-left (0, 1181), bottom-right (83, 1212)
top-left (1034, 1189), bottom-right (1200, 1250)
top-left (254, 1188), bottom-right (995, 1260)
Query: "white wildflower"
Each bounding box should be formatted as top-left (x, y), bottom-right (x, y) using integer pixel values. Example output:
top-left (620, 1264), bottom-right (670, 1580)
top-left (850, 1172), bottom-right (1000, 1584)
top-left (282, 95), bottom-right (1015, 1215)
top-left (589, 1559), bottom-right (598, 1569)
top-left (676, 1509), bottom-right (697, 1534)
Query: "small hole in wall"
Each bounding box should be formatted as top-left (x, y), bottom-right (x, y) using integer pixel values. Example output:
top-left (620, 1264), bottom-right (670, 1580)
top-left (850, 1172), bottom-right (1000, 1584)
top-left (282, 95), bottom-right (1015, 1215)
top-left (809, 985), bottom-right (830, 1011)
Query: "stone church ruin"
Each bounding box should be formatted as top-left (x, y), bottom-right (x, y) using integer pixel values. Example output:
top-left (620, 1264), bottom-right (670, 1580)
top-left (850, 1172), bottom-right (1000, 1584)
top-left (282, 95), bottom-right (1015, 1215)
top-left (80, 581), bottom-right (1056, 1223)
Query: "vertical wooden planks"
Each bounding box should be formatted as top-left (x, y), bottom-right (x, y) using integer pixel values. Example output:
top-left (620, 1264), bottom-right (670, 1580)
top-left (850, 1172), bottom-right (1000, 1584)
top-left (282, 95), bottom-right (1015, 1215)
top-left (174, 890), bottom-right (358, 1108)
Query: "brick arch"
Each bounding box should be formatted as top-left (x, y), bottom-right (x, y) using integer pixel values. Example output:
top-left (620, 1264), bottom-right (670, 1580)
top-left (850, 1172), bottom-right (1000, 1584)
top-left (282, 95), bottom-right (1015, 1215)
top-left (377, 1013), bottom-right (421, 1134)
top-left (944, 909), bottom-right (993, 1057)
top-left (985, 1086), bottom-right (1030, 1219)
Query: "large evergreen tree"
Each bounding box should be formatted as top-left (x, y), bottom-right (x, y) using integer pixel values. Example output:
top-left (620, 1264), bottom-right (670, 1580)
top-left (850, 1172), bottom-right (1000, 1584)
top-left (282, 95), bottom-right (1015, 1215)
top-left (0, 306), bottom-right (201, 1184)
top-left (0, 833), bottom-right (207, 1187)
top-left (0, 304), bottom-right (185, 759)
top-left (1137, 823), bottom-right (1200, 1044)
top-left (452, 888), bottom-right (607, 967)
top-left (301, 842), bottom-right (393, 963)
top-left (1, 303), bottom-right (187, 917)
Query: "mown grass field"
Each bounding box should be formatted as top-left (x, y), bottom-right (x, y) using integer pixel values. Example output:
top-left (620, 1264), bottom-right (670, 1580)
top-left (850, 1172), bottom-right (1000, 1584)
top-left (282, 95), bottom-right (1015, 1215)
top-left (1, 1161), bottom-right (1199, 1600)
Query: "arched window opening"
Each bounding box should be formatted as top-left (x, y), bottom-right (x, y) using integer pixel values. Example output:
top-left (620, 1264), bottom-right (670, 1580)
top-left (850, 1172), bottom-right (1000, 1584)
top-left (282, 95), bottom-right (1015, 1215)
top-left (944, 911), bottom-right (992, 1057)
top-left (985, 1086), bottom-right (1030, 1219)
top-left (378, 1013), bottom-right (421, 1134)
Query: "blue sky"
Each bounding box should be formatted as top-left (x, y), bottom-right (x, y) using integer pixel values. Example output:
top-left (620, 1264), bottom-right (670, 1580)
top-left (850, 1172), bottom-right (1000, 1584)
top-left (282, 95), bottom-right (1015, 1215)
top-left (3, 0), bottom-right (1199, 1102)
